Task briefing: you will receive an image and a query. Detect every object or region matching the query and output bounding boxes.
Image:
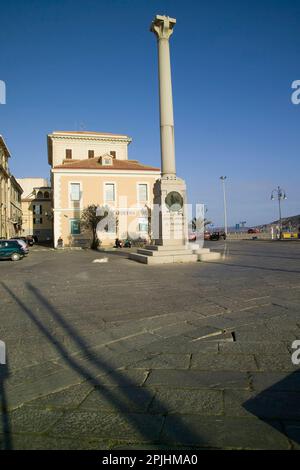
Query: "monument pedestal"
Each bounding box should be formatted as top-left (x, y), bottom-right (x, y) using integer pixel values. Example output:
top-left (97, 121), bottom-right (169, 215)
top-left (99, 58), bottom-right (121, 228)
top-left (130, 245), bottom-right (198, 264)
top-left (130, 176), bottom-right (198, 264)
top-left (130, 176), bottom-right (221, 264)
top-left (152, 176), bottom-right (188, 246)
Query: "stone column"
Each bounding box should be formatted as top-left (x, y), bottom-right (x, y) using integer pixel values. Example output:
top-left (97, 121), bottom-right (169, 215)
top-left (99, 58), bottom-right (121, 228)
top-left (151, 15), bottom-right (176, 177)
top-left (129, 15), bottom-right (200, 262)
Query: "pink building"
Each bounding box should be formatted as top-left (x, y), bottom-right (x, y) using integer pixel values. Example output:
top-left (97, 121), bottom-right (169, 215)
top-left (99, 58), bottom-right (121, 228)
top-left (48, 131), bottom-right (160, 248)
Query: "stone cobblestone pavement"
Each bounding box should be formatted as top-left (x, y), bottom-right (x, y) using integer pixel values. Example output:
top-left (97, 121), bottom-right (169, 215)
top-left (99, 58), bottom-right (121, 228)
top-left (0, 240), bottom-right (300, 449)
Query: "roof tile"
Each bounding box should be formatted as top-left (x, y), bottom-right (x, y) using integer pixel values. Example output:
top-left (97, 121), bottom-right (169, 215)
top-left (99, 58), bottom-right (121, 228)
top-left (53, 157), bottom-right (160, 172)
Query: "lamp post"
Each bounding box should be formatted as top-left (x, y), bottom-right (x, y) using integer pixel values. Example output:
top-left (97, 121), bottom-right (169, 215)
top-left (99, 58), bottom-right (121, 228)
top-left (271, 186), bottom-right (287, 239)
top-left (220, 176), bottom-right (228, 235)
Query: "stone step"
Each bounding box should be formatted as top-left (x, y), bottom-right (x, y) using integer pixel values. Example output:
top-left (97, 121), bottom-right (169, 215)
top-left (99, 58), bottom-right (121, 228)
top-left (130, 252), bottom-right (198, 265)
top-left (137, 248), bottom-right (194, 257)
top-left (193, 248), bottom-right (210, 254)
top-left (145, 244), bottom-right (188, 252)
top-left (198, 252), bottom-right (221, 262)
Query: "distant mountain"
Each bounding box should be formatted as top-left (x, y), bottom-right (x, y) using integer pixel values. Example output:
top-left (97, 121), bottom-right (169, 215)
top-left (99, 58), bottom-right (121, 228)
top-left (258, 214), bottom-right (300, 230)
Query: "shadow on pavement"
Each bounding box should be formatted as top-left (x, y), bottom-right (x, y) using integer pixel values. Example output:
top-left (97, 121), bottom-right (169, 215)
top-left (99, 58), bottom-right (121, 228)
top-left (222, 250), bottom-right (300, 262)
top-left (243, 371), bottom-right (300, 447)
top-left (98, 248), bottom-right (132, 259)
top-left (2, 281), bottom-right (203, 448)
top-left (0, 361), bottom-right (12, 450)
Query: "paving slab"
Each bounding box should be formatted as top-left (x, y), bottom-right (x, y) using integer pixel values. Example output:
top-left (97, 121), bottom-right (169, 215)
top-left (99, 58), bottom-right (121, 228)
top-left (145, 370), bottom-right (250, 390)
top-left (51, 411), bottom-right (164, 441)
top-left (255, 354), bottom-right (299, 372)
top-left (149, 388), bottom-right (223, 415)
top-left (190, 353), bottom-right (258, 371)
top-left (160, 415), bottom-right (289, 449)
top-left (251, 371), bottom-right (300, 391)
top-left (0, 240), bottom-right (300, 449)
top-left (78, 386), bottom-right (155, 413)
top-left (224, 388), bottom-right (300, 419)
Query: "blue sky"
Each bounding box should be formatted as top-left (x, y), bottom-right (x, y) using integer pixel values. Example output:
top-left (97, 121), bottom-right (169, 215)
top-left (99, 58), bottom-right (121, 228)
top-left (0, 0), bottom-right (299, 227)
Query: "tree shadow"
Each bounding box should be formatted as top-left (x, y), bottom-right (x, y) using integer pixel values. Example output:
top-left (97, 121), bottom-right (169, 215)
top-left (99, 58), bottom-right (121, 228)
top-left (0, 360), bottom-right (12, 450)
top-left (2, 282), bottom-right (203, 448)
top-left (243, 371), bottom-right (300, 447)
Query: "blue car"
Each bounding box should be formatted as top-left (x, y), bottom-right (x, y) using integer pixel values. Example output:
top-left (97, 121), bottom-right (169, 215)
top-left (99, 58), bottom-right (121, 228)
top-left (0, 240), bottom-right (25, 261)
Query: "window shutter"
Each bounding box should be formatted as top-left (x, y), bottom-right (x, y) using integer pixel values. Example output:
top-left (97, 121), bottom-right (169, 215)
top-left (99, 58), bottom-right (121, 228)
top-left (88, 150), bottom-right (94, 159)
top-left (66, 149), bottom-right (72, 159)
top-left (105, 183), bottom-right (115, 202)
top-left (138, 184), bottom-right (148, 201)
top-left (70, 183), bottom-right (80, 201)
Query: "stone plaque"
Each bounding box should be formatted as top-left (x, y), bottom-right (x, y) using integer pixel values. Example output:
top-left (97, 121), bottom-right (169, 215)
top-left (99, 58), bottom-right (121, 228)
top-left (165, 191), bottom-right (183, 212)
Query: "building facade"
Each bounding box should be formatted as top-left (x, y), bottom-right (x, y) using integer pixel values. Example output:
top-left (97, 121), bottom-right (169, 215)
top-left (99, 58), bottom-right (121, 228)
top-left (0, 135), bottom-right (10, 238)
top-left (48, 131), bottom-right (160, 248)
top-left (0, 135), bottom-right (23, 238)
top-left (8, 176), bottom-right (23, 237)
top-left (17, 178), bottom-right (53, 242)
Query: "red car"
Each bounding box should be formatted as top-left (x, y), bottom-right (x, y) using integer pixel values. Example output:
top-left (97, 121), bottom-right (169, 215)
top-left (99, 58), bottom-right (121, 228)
top-left (204, 231), bottom-right (211, 241)
top-left (248, 228), bottom-right (260, 234)
top-left (188, 233), bottom-right (197, 242)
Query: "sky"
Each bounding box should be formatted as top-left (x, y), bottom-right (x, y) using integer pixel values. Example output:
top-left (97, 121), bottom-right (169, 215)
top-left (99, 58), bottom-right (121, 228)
top-left (0, 0), bottom-right (300, 227)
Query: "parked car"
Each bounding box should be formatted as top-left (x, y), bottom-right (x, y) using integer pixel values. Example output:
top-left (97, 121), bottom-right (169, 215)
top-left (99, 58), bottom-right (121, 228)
top-left (188, 232), bottom-right (197, 242)
top-left (26, 235), bottom-right (35, 246)
top-left (248, 228), bottom-right (260, 234)
top-left (204, 231), bottom-right (211, 241)
top-left (11, 236), bottom-right (28, 243)
top-left (10, 238), bottom-right (29, 255)
top-left (0, 240), bottom-right (25, 261)
top-left (210, 231), bottom-right (226, 241)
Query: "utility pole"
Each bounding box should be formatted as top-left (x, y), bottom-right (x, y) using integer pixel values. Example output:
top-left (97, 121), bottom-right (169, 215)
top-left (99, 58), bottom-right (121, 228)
top-left (220, 176), bottom-right (228, 235)
top-left (271, 186), bottom-right (287, 239)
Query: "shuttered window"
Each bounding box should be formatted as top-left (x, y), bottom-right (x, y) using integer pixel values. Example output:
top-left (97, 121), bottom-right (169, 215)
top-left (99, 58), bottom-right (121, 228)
top-left (70, 183), bottom-right (80, 201)
top-left (138, 184), bottom-right (148, 202)
top-left (104, 183), bottom-right (115, 202)
top-left (66, 149), bottom-right (72, 159)
top-left (33, 204), bottom-right (42, 215)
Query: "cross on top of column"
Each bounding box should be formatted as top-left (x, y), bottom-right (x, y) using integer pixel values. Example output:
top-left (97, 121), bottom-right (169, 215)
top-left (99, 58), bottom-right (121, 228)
top-left (150, 14), bottom-right (176, 40)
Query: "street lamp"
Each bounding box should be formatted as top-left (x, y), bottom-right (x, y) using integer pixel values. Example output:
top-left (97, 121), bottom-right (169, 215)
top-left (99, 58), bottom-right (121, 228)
top-left (271, 186), bottom-right (287, 238)
top-left (220, 176), bottom-right (228, 235)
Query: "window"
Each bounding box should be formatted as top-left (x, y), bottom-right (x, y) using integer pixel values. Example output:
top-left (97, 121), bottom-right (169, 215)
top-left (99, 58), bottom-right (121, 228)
top-left (34, 217), bottom-right (43, 225)
top-left (44, 191), bottom-right (50, 199)
top-left (138, 217), bottom-right (148, 233)
top-left (36, 191), bottom-right (43, 199)
top-left (88, 150), bottom-right (94, 159)
top-left (104, 183), bottom-right (115, 202)
top-left (33, 204), bottom-right (42, 215)
top-left (70, 219), bottom-right (81, 235)
top-left (101, 156), bottom-right (113, 166)
top-left (66, 149), bottom-right (72, 159)
top-left (70, 183), bottom-right (81, 201)
top-left (110, 151), bottom-right (116, 158)
top-left (138, 184), bottom-right (148, 202)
